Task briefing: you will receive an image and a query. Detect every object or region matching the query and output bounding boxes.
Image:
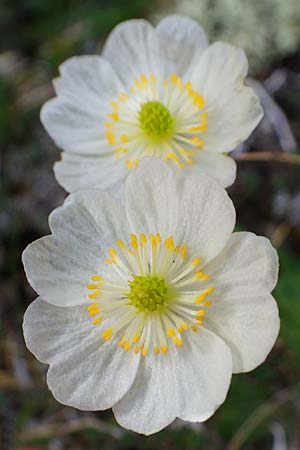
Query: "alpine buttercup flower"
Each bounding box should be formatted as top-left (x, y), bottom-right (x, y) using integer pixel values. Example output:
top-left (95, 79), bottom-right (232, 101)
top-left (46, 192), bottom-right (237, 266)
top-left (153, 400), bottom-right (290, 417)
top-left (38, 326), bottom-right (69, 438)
top-left (23, 159), bottom-right (279, 435)
top-left (41, 15), bottom-right (263, 195)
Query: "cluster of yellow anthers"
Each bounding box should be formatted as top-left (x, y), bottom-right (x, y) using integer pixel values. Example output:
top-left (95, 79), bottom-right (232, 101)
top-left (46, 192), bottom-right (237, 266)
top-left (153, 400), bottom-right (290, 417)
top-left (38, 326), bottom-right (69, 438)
top-left (86, 233), bottom-right (214, 356)
top-left (105, 73), bottom-right (208, 170)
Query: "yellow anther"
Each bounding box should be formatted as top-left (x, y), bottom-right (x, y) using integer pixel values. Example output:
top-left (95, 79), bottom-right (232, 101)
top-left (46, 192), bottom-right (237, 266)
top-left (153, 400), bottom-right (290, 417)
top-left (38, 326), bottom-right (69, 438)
top-left (173, 337), bottom-right (183, 346)
top-left (140, 234), bottom-right (147, 246)
top-left (111, 101), bottom-right (118, 109)
top-left (191, 325), bottom-right (198, 332)
top-left (134, 78), bottom-right (143, 88)
top-left (126, 159), bottom-right (138, 169)
top-left (181, 322), bottom-right (188, 331)
top-left (141, 347), bottom-right (148, 356)
top-left (104, 122), bottom-right (113, 129)
top-left (88, 309), bottom-right (100, 316)
top-left (87, 284), bottom-right (99, 290)
top-left (105, 259), bottom-right (115, 265)
top-left (117, 239), bottom-right (126, 249)
top-left (123, 341), bottom-right (131, 351)
top-left (195, 270), bottom-right (210, 280)
top-left (204, 300), bottom-right (212, 307)
top-left (164, 236), bottom-right (174, 251)
top-left (132, 334), bottom-right (140, 343)
top-left (196, 310), bottom-right (205, 318)
top-left (88, 290), bottom-right (101, 299)
top-left (102, 328), bottom-right (113, 341)
top-left (170, 73), bottom-right (178, 84)
top-left (130, 233), bottom-right (137, 241)
top-left (140, 74), bottom-right (148, 84)
top-left (192, 257), bottom-right (201, 266)
top-left (120, 134), bottom-right (129, 143)
top-left (109, 248), bottom-right (117, 258)
top-left (155, 233), bottom-right (161, 244)
top-left (163, 79), bottom-right (169, 88)
top-left (106, 131), bottom-right (116, 144)
top-left (167, 328), bottom-right (176, 337)
top-left (150, 74), bottom-right (156, 83)
top-left (167, 152), bottom-right (180, 163)
top-left (92, 317), bottom-right (103, 325)
top-left (131, 239), bottom-right (138, 249)
top-left (150, 234), bottom-right (157, 247)
top-left (185, 81), bottom-right (192, 91)
top-left (91, 275), bottom-right (102, 281)
top-left (154, 347), bottom-right (160, 355)
top-left (118, 340), bottom-right (124, 347)
top-left (194, 286), bottom-right (214, 304)
top-left (181, 245), bottom-right (187, 260)
top-left (134, 345), bottom-right (141, 354)
top-left (190, 137), bottom-right (205, 149)
top-left (87, 303), bottom-right (100, 311)
top-left (161, 345), bottom-right (168, 353)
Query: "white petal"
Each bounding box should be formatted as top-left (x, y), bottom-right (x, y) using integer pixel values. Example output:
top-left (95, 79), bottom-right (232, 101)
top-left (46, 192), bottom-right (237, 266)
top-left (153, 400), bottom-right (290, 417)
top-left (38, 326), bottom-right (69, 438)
top-left (203, 232), bottom-right (279, 372)
top-left (22, 191), bottom-right (128, 306)
top-left (113, 327), bottom-right (232, 435)
top-left (102, 19), bottom-right (174, 87)
top-left (41, 56), bottom-right (122, 155)
top-left (204, 232), bottom-right (279, 292)
top-left (190, 42), bottom-right (263, 153)
top-left (156, 15), bottom-right (208, 76)
top-left (125, 158), bottom-right (235, 265)
top-left (187, 151), bottom-right (237, 188)
top-left (54, 152), bottom-right (127, 197)
top-left (23, 297), bottom-right (98, 364)
top-left (205, 288), bottom-right (279, 373)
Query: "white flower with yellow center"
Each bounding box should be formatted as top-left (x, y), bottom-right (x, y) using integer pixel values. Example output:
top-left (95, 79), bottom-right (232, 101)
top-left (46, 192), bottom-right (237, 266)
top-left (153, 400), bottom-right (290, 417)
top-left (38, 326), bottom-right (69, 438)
top-left (41, 15), bottom-right (263, 195)
top-left (23, 159), bottom-right (279, 435)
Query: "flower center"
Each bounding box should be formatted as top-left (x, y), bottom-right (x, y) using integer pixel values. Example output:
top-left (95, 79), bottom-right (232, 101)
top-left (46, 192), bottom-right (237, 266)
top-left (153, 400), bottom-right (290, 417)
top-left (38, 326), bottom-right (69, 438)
top-left (127, 274), bottom-right (170, 312)
top-left (86, 233), bottom-right (214, 356)
top-left (105, 74), bottom-right (208, 170)
top-left (138, 101), bottom-right (174, 139)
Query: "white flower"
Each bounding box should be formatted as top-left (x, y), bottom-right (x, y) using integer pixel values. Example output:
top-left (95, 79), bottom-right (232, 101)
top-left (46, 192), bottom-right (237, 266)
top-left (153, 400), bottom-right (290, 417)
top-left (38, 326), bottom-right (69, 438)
top-left (41, 15), bottom-right (263, 195)
top-left (23, 158), bottom-right (279, 435)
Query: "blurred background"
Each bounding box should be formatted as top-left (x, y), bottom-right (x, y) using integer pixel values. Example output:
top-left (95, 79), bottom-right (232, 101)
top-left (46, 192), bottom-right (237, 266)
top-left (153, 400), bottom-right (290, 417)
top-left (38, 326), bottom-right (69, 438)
top-left (0, 0), bottom-right (300, 449)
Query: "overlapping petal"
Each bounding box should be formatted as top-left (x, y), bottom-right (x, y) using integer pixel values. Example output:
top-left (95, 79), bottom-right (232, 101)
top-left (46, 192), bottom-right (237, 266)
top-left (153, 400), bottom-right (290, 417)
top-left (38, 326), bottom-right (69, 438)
top-left (41, 56), bottom-right (122, 155)
top-left (22, 191), bottom-right (127, 306)
top-left (204, 232), bottom-right (279, 372)
top-left (23, 298), bottom-right (140, 410)
top-left (113, 328), bottom-right (232, 435)
top-left (156, 15), bottom-right (208, 75)
top-left (125, 158), bottom-right (235, 265)
top-left (190, 42), bottom-right (263, 153)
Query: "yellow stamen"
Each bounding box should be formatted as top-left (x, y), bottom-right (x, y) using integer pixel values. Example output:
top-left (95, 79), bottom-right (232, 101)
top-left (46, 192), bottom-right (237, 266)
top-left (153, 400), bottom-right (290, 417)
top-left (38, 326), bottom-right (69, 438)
top-left (92, 317), bottom-right (103, 325)
top-left (102, 328), bottom-right (113, 341)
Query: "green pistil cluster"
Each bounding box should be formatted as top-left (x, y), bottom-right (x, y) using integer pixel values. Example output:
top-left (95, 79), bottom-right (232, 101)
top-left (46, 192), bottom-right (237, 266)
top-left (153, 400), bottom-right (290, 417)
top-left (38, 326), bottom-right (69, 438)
top-left (139, 101), bottom-right (174, 140)
top-left (127, 274), bottom-right (170, 312)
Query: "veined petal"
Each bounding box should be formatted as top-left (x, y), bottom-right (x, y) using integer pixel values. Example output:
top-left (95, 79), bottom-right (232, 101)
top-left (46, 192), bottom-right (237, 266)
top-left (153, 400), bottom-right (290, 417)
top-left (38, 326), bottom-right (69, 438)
top-left (113, 327), bottom-right (232, 435)
top-left (204, 232), bottom-right (279, 291)
top-left (22, 191), bottom-right (128, 306)
top-left (54, 152), bottom-right (127, 197)
top-left (190, 42), bottom-right (263, 153)
top-left (102, 19), bottom-right (174, 87)
top-left (156, 15), bottom-right (208, 76)
top-left (47, 333), bottom-right (141, 411)
top-left (125, 158), bottom-right (235, 266)
top-left (41, 56), bottom-right (122, 155)
top-left (204, 287), bottom-right (279, 373)
top-left (23, 297), bottom-right (98, 364)
top-left (186, 151), bottom-right (237, 188)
